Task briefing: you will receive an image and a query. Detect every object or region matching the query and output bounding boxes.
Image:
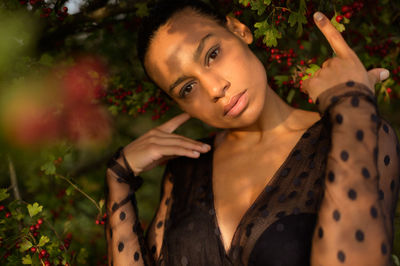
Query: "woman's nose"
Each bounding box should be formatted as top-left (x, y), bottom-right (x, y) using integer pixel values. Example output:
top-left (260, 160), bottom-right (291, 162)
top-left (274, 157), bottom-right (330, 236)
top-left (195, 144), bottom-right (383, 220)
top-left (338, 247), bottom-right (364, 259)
top-left (201, 72), bottom-right (230, 102)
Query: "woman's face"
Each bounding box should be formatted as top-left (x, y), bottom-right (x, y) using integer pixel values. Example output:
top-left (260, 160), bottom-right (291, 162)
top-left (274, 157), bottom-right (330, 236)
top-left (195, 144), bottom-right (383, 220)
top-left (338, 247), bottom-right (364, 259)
top-left (145, 9), bottom-right (268, 129)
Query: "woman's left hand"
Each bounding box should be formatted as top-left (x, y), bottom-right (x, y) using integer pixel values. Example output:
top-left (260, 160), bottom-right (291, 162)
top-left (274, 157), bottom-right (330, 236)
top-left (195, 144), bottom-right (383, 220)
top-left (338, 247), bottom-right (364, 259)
top-left (302, 12), bottom-right (390, 102)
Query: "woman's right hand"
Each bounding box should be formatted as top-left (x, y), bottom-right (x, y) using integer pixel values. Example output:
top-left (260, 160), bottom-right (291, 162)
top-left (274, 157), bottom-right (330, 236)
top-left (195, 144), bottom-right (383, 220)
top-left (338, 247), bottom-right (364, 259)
top-left (116, 113), bottom-right (211, 175)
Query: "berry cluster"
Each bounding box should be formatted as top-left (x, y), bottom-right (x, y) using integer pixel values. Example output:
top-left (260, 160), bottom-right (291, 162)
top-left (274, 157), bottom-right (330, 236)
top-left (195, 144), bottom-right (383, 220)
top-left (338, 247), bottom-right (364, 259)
top-left (59, 233), bottom-right (72, 251)
top-left (29, 218), bottom-right (43, 238)
top-left (392, 66), bottom-right (400, 86)
top-left (274, 9), bottom-right (287, 25)
top-left (95, 213), bottom-right (107, 225)
top-left (336, 2), bottom-right (364, 23)
top-left (0, 204), bottom-right (11, 218)
top-left (99, 83), bottom-right (170, 120)
top-left (365, 38), bottom-right (395, 58)
top-left (56, 7), bottom-right (69, 21)
top-left (20, 0), bottom-right (69, 22)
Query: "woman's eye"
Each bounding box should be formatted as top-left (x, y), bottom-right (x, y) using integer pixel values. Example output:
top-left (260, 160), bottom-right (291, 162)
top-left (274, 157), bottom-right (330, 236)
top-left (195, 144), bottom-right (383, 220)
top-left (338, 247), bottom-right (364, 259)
top-left (207, 47), bottom-right (220, 65)
top-left (179, 83), bottom-right (194, 98)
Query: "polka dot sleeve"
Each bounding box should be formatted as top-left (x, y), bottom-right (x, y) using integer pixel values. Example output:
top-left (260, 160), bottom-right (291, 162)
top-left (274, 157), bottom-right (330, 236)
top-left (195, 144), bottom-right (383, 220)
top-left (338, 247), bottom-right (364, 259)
top-left (311, 81), bottom-right (400, 265)
top-left (105, 163), bottom-right (174, 266)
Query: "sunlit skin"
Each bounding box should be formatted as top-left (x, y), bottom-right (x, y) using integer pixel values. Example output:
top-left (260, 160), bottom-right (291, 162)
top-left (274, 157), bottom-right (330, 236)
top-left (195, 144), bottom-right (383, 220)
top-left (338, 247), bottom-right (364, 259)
top-left (114, 9), bottom-right (389, 254)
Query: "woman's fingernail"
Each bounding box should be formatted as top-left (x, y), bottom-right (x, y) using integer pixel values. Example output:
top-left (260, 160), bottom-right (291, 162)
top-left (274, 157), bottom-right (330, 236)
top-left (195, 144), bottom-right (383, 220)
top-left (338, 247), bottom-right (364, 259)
top-left (314, 12), bottom-right (323, 21)
top-left (193, 151), bottom-right (200, 156)
top-left (380, 70), bottom-right (390, 81)
top-left (203, 144), bottom-right (211, 150)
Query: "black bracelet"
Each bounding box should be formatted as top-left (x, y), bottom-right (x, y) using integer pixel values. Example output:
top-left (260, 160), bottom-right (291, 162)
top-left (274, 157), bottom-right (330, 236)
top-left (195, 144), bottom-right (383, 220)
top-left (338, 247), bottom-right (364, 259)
top-left (107, 147), bottom-right (143, 191)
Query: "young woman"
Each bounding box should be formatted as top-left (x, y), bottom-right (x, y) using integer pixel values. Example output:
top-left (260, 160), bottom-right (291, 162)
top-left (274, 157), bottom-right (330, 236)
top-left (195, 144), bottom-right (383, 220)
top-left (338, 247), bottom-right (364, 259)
top-left (105, 1), bottom-right (399, 265)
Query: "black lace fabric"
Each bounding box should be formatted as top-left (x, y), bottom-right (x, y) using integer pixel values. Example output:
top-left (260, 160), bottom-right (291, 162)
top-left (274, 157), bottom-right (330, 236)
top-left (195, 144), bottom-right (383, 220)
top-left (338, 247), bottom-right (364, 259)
top-left (105, 82), bottom-right (400, 266)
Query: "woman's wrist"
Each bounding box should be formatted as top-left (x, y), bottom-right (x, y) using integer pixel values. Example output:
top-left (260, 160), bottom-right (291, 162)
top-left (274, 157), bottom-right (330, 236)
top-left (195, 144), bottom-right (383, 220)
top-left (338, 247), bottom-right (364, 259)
top-left (315, 80), bottom-right (376, 115)
top-left (107, 147), bottom-right (143, 191)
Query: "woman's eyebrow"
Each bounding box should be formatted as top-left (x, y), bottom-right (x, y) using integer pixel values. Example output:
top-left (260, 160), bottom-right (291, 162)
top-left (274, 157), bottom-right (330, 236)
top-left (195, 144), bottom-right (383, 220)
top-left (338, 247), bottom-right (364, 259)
top-left (168, 75), bottom-right (190, 93)
top-left (193, 33), bottom-right (213, 62)
top-left (168, 33), bottom-right (214, 93)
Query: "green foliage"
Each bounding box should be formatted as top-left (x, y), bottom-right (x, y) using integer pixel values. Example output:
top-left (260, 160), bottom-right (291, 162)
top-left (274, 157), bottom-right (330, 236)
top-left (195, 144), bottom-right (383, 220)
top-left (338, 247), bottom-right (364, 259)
top-left (255, 19), bottom-right (281, 46)
top-left (27, 203), bottom-right (43, 218)
top-left (0, 189), bottom-right (10, 202)
top-left (0, 0), bottom-right (400, 265)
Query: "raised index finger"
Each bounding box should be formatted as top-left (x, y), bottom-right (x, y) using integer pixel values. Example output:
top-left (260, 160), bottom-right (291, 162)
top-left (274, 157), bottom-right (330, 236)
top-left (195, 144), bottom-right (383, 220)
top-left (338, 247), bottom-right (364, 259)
top-left (157, 113), bottom-right (191, 133)
top-left (313, 12), bottom-right (354, 59)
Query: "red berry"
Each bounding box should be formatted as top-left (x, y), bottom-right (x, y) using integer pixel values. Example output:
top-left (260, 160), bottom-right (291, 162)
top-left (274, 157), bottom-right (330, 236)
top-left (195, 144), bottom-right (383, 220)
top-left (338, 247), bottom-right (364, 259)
top-left (30, 225), bottom-right (35, 231)
top-left (33, 232), bottom-right (39, 237)
top-left (0, 205), bottom-right (4, 211)
top-left (37, 218), bottom-right (43, 225)
top-left (30, 247), bottom-right (37, 253)
top-left (35, 224), bottom-right (40, 230)
top-left (63, 7), bottom-right (68, 12)
top-left (95, 220), bottom-right (100, 225)
top-left (336, 15), bottom-right (343, 23)
top-left (344, 12), bottom-right (352, 19)
top-left (44, 261), bottom-right (50, 266)
top-left (341, 6), bottom-right (351, 13)
top-left (40, 250), bottom-right (46, 256)
top-left (5, 212), bottom-right (11, 218)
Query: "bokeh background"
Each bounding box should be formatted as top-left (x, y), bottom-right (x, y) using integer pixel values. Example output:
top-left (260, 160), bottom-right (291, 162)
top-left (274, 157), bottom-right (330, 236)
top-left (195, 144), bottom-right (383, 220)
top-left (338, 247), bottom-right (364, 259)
top-left (0, 0), bottom-right (399, 265)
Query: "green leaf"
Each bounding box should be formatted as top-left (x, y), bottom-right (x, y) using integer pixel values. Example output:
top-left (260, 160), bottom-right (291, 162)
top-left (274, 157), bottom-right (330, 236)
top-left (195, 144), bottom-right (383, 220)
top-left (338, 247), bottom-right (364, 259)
top-left (40, 159), bottom-right (56, 175)
top-left (239, 0), bottom-right (250, 6)
top-left (274, 75), bottom-right (289, 86)
top-left (77, 248), bottom-right (89, 264)
top-left (286, 89), bottom-right (296, 103)
top-left (264, 0), bottom-right (272, 5)
top-left (22, 254), bottom-right (32, 265)
top-left (0, 188), bottom-right (10, 201)
top-left (251, 0), bottom-right (267, 16)
top-left (38, 54), bottom-right (53, 67)
top-left (99, 199), bottom-right (105, 210)
top-left (66, 185), bottom-right (74, 196)
top-left (38, 235), bottom-right (49, 247)
top-left (330, 16), bottom-right (345, 32)
top-left (392, 254), bottom-right (400, 266)
top-left (108, 105), bottom-right (119, 116)
top-left (264, 27), bottom-right (281, 47)
top-left (288, 12), bottom-right (307, 36)
top-left (254, 20), bottom-right (281, 47)
top-left (134, 3), bottom-right (149, 18)
top-left (19, 239), bottom-right (32, 252)
top-left (302, 64), bottom-right (321, 80)
top-left (27, 202), bottom-right (43, 217)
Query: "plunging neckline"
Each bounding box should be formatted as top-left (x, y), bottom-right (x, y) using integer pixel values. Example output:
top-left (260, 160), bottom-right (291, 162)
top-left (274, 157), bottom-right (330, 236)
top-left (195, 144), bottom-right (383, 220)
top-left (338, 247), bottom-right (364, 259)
top-left (208, 120), bottom-right (321, 257)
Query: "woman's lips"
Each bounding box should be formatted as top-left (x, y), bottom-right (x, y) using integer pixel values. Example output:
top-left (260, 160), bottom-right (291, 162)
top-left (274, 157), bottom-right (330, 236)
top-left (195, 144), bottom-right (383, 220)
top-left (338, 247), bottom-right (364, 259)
top-left (223, 89), bottom-right (248, 117)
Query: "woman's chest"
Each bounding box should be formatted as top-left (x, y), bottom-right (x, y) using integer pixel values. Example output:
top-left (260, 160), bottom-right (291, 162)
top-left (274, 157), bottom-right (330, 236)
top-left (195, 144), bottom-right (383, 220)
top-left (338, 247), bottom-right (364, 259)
top-left (211, 133), bottom-right (306, 250)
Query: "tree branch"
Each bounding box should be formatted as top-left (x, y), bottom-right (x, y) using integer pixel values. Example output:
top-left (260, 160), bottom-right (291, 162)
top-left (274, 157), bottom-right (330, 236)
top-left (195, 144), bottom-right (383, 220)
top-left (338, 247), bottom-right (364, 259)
top-left (38, 0), bottom-right (145, 51)
top-left (8, 156), bottom-right (21, 201)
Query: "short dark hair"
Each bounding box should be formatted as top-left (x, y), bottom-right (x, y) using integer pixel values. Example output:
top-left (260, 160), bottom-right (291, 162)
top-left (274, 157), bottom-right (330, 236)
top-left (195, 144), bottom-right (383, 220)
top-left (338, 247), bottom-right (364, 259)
top-left (137, 0), bottom-right (227, 71)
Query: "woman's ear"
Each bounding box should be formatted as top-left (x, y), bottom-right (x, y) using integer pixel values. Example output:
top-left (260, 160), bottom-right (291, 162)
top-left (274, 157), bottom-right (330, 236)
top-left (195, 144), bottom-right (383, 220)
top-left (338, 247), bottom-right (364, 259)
top-left (225, 15), bottom-right (253, 44)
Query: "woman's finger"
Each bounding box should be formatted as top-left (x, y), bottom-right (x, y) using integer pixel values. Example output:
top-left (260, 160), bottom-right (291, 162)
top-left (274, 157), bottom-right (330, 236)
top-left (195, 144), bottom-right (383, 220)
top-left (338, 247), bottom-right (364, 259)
top-left (147, 135), bottom-right (210, 152)
top-left (157, 113), bottom-right (191, 133)
top-left (367, 68), bottom-right (390, 86)
top-left (313, 12), bottom-right (354, 59)
top-left (156, 145), bottom-right (203, 158)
